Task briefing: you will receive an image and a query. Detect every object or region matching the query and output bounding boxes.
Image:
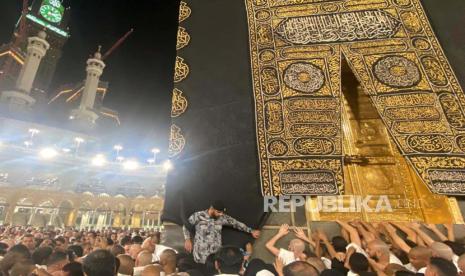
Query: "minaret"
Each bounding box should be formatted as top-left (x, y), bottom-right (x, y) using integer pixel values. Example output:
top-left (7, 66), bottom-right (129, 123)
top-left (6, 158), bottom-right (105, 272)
top-left (0, 30), bottom-right (50, 109)
top-left (70, 47), bottom-right (106, 128)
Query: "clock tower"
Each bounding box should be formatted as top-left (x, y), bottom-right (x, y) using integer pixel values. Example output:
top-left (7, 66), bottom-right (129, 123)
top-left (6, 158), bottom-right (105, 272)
top-left (0, 0), bottom-right (70, 98)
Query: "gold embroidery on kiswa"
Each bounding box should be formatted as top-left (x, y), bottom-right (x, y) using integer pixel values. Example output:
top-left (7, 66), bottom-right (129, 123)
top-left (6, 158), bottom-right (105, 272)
top-left (171, 88), bottom-right (188, 118)
top-left (410, 156), bottom-right (465, 194)
top-left (275, 10), bottom-right (401, 44)
top-left (177, 27), bottom-right (191, 50)
top-left (179, 1), bottom-right (191, 23)
top-left (245, 0), bottom-right (465, 195)
top-left (169, 124), bottom-right (185, 157)
top-left (174, 56), bottom-right (189, 83)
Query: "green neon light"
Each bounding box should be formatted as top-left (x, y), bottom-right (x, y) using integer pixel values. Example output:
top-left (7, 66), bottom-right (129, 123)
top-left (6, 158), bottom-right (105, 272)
top-left (40, 0), bottom-right (64, 24)
top-left (39, 5), bottom-right (63, 23)
top-left (26, 14), bottom-right (69, 37)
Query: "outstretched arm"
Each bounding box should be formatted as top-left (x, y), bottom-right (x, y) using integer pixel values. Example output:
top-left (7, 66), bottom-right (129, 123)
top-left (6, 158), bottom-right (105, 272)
top-left (337, 220), bottom-right (361, 247)
top-left (313, 231), bottom-right (322, 258)
top-left (353, 221), bottom-right (376, 243)
top-left (391, 222), bottom-right (417, 242)
top-left (344, 246), bottom-right (355, 270)
top-left (318, 229), bottom-right (342, 261)
top-left (424, 224), bottom-right (448, 242)
top-left (266, 224), bottom-right (289, 257)
top-left (223, 214), bottom-right (251, 232)
top-left (410, 222), bottom-right (435, 247)
top-left (368, 256), bottom-right (387, 274)
top-left (293, 227), bottom-right (316, 248)
top-left (222, 214), bottom-right (261, 238)
top-left (444, 224), bottom-right (455, 242)
top-left (383, 223), bottom-right (411, 254)
top-left (361, 221), bottom-right (381, 239)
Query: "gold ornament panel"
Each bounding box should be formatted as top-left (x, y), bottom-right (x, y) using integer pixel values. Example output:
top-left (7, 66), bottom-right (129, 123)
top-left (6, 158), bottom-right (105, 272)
top-left (410, 156), bottom-right (465, 195)
top-left (177, 27), bottom-right (191, 50)
top-left (171, 88), bottom-right (188, 118)
top-left (246, 1), bottom-right (343, 196)
top-left (174, 56), bottom-right (189, 83)
top-left (172, 2), bottom-right (191, 157)
top-left (179, 1), bottom-right (192, 22)
top-left (169, 124), bottom-right (185, 158)
top-left (245, 0), bottom-right (465, 195)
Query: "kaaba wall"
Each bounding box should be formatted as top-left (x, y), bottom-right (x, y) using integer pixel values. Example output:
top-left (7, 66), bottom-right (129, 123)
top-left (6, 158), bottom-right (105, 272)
top-left (163, 0), bottom-right (465, 245)
top-left (163, 0), bottom-right (264, 247)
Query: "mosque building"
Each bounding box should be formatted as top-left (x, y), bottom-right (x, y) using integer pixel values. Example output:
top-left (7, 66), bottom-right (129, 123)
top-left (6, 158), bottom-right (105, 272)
top-left (0, 0), bottom-right (165, 230)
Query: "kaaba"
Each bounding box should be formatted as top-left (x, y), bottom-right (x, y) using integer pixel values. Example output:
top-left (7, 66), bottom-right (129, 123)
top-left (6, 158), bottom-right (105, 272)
top-left (163, 0), bottom-right (465, 247)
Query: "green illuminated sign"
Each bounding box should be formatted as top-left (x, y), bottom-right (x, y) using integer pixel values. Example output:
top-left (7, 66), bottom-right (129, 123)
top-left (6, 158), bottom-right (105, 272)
top-left (26, 14), bottom-right (69, 37)
top-left (39, 0), bottom-right (64, 24)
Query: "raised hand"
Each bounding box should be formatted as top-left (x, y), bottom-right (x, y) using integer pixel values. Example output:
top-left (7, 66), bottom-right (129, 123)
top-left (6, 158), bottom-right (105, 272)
top-left (293, 228), bottom-right (308, 241)
top-left (410, 222), bottom-right (422, 230)
top-left (278, 224), bottom-right (290, 236)
top-left (316, 229), bottom-right (328, 241)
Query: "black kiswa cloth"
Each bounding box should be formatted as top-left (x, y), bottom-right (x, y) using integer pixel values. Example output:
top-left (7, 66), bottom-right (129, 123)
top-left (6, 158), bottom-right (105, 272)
top-left (420, 0), bottom-right (465, 88)
top-left (162, 0), bottom-right (266, 248)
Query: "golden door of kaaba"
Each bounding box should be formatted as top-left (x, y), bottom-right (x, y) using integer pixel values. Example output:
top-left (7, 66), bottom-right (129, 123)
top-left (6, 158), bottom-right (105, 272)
top-left (307, 61), bottom-right (461, 223)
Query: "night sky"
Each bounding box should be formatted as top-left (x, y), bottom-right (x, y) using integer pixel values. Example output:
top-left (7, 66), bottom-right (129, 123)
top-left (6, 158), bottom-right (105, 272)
top-left (0, 0), bottom-right (180, 160)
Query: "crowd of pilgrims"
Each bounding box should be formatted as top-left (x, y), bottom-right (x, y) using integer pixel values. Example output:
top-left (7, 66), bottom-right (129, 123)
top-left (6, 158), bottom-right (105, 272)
top-left (0, 221), bottom-right (463, 276)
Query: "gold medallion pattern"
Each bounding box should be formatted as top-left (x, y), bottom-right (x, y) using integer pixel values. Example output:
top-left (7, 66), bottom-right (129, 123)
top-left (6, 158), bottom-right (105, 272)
top-left (283, 62), bottom-right (325, 93)
top-left (171, 88), bottom-right (188, 118)
top-left (169, 124), bottom-right (186, 157)
top-left (176, 27), bottom-right (191, 50)
top-left (174, 56), bottom-right (189, 83)
top-left (171, 1), bottom-right (192, 158)
top-left (245, 0), bottom-right (465, 195)
top-left (373, 55), bottom-right (421, 88)
top-left (268, 140), bottom-right (288, 156)
top-left (178, 1), bottom-right (191, 22)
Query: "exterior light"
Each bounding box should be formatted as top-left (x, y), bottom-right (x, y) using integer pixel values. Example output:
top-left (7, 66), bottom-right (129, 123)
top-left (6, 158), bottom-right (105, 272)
top-left (123, 160), bottom-right (139, 170)
top-left (28, 128), bottom-right (40, 140)
top-left (39, 148), bottom-right (58, 160)
top-left (74, 137), bottom-right (84, 155)
top-left (116, 156), bottom-right (125, 162)
top-left (147, 158), bottom-right (155, 165)
top-left (151, 148), bottom-right (160, 163)
top-left (91, 154), bottom-right (107, 167)
top-left (28, 128), bottom-right (40, 136)
top-left (113, 145), bottom-right (123, 160)
top-left (163, 160), bottom-right (173, 171)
